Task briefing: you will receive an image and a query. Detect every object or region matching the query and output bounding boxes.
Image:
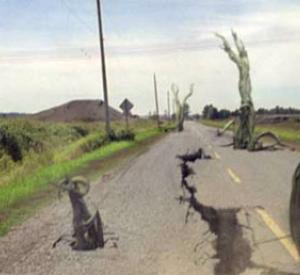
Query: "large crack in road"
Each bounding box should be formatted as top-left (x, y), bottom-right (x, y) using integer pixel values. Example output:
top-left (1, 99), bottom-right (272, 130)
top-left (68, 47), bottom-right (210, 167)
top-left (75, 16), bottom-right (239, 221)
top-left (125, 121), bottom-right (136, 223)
top-left (177, 148), bottom-right (300, 275)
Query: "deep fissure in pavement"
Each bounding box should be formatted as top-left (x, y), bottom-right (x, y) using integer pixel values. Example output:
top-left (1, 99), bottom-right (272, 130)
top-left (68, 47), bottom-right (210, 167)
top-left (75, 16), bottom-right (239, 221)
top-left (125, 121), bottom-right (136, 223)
top-left (176, 149), bottom-right (300, 275)
top-left (177, 151), bottom-right (251, 274)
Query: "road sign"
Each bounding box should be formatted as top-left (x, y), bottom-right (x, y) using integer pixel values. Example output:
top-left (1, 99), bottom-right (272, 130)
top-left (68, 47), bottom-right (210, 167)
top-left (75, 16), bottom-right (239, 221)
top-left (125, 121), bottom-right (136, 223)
top-left (119, 99), bottom-right (134, 115)
top-left (119, 99), bottom-right (134, 130)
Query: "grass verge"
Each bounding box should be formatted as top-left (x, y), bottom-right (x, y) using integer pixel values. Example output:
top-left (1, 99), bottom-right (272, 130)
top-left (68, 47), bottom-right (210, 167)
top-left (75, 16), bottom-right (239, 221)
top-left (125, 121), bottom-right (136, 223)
top-left (0, 127), bottom-right (166, 236)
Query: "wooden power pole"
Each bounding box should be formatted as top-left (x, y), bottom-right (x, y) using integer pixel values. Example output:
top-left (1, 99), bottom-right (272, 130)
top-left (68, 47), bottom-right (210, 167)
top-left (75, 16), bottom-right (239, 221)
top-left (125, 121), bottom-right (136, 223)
top-left (96, 0), bottom-right (111, 136)
top-left (153, 73), bottom-right (160, 128)
top-left (167, 90), bottom-right (170, 120)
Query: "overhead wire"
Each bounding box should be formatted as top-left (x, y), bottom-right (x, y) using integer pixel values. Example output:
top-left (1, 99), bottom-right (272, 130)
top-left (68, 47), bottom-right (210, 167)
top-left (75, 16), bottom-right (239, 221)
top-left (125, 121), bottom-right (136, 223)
top-left (60, 0), bottom-right (95, 35)
top-left (59, 0), bottom-right (96, 60)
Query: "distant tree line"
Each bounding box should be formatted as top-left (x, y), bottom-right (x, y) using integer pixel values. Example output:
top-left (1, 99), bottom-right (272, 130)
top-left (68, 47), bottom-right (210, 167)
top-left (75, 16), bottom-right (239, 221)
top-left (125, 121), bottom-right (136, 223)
top-left (256, 106), bottom-right (300, 115)
top-left (202, 104), bottom-right (300, 120)
top-left (202, 105), bottom-right (232, 120)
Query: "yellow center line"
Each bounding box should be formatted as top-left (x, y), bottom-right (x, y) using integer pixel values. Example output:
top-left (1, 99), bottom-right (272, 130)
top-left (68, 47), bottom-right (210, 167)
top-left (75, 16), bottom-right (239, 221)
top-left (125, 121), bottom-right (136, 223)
top-left (256, 208), bottom-right (300, 261)
top-left (214, 152), bottom-right (221, 160)
top-left (227, 168), bottom-right (242, 184)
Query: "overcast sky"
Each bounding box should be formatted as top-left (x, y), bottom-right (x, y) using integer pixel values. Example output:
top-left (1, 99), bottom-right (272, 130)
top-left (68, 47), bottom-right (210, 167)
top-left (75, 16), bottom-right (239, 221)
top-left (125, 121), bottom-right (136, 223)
top-left (0, 0), bottom-right (300, 114)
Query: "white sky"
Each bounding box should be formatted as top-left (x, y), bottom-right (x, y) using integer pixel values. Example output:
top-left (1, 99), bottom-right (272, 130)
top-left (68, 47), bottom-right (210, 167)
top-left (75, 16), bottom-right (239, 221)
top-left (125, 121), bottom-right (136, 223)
top-left (0, 1), bottom-right (300, 115)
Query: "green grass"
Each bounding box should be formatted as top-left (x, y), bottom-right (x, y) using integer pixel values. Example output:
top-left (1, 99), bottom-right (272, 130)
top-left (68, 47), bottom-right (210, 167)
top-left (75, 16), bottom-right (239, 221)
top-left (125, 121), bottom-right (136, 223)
top-left (0, 119), bottom-right (102, 182)
top-left (0, 125), bottom-right (167, 236)
top-left (0, 141), bottom-right (131, 211)
top-left (201, 119), bottom-right (230, 129)
top-left (0, 119), bottom-right (161, 185)
top-left (256, 125), bottom-right (300, 144)
top-left (201, 119), bottom-right (300, 144)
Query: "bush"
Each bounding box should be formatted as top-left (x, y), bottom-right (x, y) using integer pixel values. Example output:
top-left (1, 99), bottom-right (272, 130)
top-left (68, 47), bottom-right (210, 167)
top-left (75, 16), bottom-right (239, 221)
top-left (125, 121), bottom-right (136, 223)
top-left (109, 129), bottom-right (135, 141)
top-left (72, 125), bottom-right (89, 137)
top-left (116, 130), bottom-right (135, 141)
top-left (0, 128), bottom-right (23, 161)
top-left (0, 119), bottom-right (96, 164)
top-left (80, 134), bottom-right (107, 153)
top-left (0, 120), bottom-right (46, 162)
top-left (0, 154), bottom-right (15, 172)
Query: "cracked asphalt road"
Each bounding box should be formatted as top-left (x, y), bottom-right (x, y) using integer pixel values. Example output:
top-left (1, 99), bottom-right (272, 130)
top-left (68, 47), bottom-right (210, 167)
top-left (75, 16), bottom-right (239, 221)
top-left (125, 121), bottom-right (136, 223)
top-left (1, 122), bottom-right (300, 274)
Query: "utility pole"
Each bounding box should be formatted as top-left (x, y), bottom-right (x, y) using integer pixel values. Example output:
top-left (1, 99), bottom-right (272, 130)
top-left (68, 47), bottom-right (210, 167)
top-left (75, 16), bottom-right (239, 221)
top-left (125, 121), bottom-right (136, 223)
top-left (153, 73), bottom-right (160, 128)
top-left (96, 0), bottom-right (111, 136)
top-left (167, 90), bottom-right (170, 120)
top-left (172, 93), bottom-right (175, 121)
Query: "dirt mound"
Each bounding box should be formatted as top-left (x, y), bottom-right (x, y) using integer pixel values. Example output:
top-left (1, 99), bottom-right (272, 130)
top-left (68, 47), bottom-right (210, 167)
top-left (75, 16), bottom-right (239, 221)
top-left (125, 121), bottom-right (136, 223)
top-left (32, 100), bottom-right (123, 122)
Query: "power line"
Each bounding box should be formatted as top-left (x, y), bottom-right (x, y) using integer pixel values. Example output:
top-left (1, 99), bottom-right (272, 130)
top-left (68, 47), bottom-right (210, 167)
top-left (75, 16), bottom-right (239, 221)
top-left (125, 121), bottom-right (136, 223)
top-left (60, 0), bottom-right (95, 34)
top-left (2, 32), bottom-right (300, 61)
top-left (153, 73), bottom-right (160, 128)
top-left (58, 0), bottom-right (97, 60)
top-left (106, 34), bottom-right (300, 56)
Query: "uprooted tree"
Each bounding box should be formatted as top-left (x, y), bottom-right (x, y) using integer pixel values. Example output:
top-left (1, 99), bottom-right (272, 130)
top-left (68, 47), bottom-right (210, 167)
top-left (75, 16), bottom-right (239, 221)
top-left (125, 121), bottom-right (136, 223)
top-left (215, 30), bottom-right (284, 151)
top-left (171, 83), bottom-right (194, 132)
top-left (54, 176), bottom-right (104, 250)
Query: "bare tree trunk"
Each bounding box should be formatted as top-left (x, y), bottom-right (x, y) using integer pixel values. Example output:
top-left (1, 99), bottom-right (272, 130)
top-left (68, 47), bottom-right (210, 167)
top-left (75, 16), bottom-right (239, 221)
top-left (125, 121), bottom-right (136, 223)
top-left (234, 105), bottom-right (255, 149)
top-left (216, 31), bottom-right (255, 149)
top-left (56, 177), bottom-right (104, 250)
top-left (171, 84), bottom-right (193, 132)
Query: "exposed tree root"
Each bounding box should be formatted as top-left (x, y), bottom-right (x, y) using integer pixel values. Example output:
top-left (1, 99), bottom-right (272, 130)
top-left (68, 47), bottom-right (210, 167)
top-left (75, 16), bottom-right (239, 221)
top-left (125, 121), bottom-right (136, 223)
top-left (220, 142), bottom-right (235, 147)
top-left (217, 119), bottom-right (235, 137)
top-left (54, 176), bottom-right (105, 251)
top-left (218, 128), bottom-right (290, 152)
top-left (248, 131), bottom-right (289, 152)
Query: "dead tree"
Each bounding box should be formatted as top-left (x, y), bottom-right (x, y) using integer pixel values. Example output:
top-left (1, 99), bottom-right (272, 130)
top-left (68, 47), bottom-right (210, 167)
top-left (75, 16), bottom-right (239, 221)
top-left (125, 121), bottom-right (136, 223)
top-left (216, 30), bottom-right (255, 149)
top-left (56, 176), bottom-right (104, 250)
top-left (171, 84), bottom-right (194, 132)
top-left (215, 30), bottom-right (284, 151)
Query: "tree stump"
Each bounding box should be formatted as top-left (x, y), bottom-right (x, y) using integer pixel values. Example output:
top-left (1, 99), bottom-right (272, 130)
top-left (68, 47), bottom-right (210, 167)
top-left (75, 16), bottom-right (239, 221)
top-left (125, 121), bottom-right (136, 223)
top-left (57, 176), bottom-right (105, 250)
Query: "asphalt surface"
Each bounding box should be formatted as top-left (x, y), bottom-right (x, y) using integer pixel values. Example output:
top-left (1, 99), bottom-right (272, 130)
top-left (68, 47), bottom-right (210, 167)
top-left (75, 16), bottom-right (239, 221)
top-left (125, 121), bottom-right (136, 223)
top-left (1, 122), bottom-right (300, 275)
